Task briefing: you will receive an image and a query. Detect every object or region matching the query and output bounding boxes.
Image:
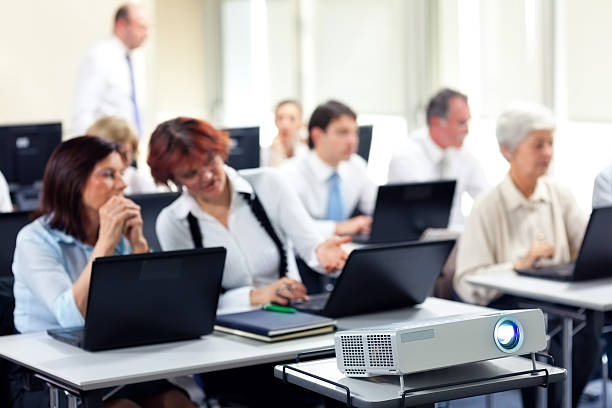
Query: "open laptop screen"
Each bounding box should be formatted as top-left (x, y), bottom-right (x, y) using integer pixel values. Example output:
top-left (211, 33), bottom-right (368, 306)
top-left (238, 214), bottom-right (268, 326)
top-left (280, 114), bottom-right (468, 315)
top-left (82, 248), bottom-right (226, 351)
top-left (369, 180), bottom-right (456, 243)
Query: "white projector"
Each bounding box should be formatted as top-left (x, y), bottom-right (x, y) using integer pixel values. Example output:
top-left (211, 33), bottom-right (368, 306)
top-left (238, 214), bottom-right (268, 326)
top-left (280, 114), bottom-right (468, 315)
top-left (335, 309), bottom-right (546, 377)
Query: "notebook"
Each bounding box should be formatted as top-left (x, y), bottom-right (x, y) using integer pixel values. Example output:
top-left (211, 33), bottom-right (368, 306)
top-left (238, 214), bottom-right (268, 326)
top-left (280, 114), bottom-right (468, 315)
top-left (515, 206), bottom-right (612, 281)
top-left (293, 240), bottom-right (455, 318)
top-left (215, 309), bottom-right (336, 342)
top-left (47, 248), bottom-right (226, 351)
top-left (353, 180), bottom-right (456, 244)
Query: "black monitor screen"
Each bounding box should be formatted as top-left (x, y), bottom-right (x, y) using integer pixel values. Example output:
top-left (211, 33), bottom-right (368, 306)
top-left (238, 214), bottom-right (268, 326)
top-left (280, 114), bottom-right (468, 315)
top-left (357, 125), bottom-right (373, 163)
top-left (0, 122), bottom-right (62, 186)
top-left (224, 126), bottom-right (260, 170)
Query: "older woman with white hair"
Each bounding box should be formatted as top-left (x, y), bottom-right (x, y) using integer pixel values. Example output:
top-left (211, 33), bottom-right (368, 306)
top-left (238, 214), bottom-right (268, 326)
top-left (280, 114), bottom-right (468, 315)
top-left (454, 102), bottom-right (598, 408)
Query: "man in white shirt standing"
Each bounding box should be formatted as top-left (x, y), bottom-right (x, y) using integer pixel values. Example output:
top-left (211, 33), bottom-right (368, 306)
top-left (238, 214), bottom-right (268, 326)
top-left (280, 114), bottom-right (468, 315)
top-left (387, 88), bottom-right (488, 231)
top-left (281, 100), bottom-right (377, 238)
top-left (72, 3), bottom-right (150, 136)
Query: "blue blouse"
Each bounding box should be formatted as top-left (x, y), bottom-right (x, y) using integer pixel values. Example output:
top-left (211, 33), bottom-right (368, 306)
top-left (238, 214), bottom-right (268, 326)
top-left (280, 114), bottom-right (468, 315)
top-left (12, 216), bottom-right (130, 333)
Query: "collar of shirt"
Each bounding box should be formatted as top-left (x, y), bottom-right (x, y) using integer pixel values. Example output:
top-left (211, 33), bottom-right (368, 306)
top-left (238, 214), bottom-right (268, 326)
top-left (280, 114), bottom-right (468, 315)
top-left (499, 173), bottom-right (551, 212)
top-left (306, 149), bottom-right (354, 183)
top-left (420, 131), bottom-right (446, 165)
top-left (110, 34), bottom-right (130, 56)
top-left (172, 165), bottom-right (254, 220)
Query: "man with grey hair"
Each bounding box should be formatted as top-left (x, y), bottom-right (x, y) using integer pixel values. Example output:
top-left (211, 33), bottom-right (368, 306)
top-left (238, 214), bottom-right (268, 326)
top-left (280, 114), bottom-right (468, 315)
top-left (72, 3), bottom-right (151, 136)
top-left (455, 102), bottom-right (598, 408)
top-left (387, 88), bottom-right (488, 231)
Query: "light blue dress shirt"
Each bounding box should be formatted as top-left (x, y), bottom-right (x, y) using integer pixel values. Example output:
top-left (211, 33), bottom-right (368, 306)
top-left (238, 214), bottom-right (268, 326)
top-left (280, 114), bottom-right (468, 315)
top-left (12, 216), bottom-right (130, 333)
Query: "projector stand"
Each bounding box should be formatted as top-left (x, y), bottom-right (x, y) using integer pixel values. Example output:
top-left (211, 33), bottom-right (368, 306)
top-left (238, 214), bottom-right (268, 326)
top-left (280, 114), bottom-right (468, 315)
top-left (396, 353), bottom-right (552, 399)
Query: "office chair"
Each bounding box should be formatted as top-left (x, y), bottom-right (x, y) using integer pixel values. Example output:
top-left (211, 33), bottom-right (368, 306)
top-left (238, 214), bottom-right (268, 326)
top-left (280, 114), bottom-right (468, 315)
top-left (126, 192), bottom-right (180, 252)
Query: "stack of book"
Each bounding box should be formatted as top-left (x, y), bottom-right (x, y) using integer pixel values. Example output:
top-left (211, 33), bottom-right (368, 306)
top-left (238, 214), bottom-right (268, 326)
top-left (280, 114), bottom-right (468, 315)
top-left (215, 307), bottom-right (336, 342)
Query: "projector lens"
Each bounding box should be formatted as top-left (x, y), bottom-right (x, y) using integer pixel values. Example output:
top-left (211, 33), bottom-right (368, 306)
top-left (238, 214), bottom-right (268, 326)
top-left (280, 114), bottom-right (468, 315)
top-left (494, 318), bottom-right (523, 353)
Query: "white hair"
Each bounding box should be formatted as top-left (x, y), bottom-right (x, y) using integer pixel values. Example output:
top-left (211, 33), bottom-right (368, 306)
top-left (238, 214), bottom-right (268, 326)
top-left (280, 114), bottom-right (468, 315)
top-left (496, 102), bottom-right (555, 153)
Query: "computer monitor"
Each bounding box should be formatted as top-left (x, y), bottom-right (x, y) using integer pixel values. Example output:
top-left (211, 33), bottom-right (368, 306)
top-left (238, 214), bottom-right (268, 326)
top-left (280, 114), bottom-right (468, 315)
top-left (0, 122), bottom-right (62, 187)
top-left (224, 126), bottom-right (260, 170)
top-left (357, 125), bottom-right (373, 162)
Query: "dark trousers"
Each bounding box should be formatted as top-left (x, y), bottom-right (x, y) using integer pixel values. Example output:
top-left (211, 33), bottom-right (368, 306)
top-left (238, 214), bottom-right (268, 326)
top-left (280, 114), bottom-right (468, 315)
top-left (489, 295), bottom-right (600, 408)
top-left (200, 363), bottom-right (327, 408)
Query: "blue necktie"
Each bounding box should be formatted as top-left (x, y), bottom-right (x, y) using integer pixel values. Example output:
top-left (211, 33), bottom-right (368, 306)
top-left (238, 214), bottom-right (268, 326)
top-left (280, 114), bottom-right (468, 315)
top-left (125, 54), bottom-right (142, 137)
top-left (326, 172), bottom-right (345, 221)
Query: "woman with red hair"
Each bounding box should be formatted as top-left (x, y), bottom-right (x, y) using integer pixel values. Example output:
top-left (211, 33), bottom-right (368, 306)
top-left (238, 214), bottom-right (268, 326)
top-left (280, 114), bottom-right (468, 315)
top-left (148, 117), bottom-right (349, 311)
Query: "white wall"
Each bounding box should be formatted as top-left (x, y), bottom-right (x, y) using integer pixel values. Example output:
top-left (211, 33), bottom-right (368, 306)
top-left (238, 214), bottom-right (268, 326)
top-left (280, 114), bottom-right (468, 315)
top-left (0, 0), bottom-right (211, 144)
top-left (0, 1), bottom-right (130, 132)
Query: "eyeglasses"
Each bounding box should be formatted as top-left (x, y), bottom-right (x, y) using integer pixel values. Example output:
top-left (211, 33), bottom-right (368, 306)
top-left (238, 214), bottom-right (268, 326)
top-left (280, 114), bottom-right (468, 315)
top-left (173, 154), bottom-right (218, 182)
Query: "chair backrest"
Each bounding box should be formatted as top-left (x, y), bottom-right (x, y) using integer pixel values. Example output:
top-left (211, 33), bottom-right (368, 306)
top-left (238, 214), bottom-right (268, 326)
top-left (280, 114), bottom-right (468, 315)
top-left (0, 211), bottom-right (31, 277)
top-left (126, 192), bottom-right (180, 252)
top-left (0, 276), bottom-right (15, 407)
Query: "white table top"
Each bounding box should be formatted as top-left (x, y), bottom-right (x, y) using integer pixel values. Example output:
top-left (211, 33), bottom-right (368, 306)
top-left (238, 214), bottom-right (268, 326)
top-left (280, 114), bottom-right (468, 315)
top-left (0, 298), bottom-right (491, 391)
top-left (465, 270), bottom-right (612, 311)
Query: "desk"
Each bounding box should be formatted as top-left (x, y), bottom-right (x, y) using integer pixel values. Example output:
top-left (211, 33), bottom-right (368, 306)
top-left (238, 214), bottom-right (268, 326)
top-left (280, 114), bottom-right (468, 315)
top-left (466, 271), bottom-right (612, 408)
top-left (0, 298), bottom-right (492, 407)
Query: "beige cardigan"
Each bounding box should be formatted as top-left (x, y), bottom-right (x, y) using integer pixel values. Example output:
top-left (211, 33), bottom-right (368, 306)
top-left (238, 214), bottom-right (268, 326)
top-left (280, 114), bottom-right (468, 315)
top-left (454, 174), bottom-right (587, 305)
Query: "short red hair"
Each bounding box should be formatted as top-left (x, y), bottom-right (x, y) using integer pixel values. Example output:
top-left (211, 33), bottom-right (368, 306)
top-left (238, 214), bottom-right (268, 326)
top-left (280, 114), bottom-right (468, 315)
top-left (147, 117), bottom-right (230, 185)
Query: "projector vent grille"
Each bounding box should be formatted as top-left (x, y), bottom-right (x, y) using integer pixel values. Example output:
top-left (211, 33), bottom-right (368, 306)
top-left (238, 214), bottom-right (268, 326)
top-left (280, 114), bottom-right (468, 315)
top-left (345, 368), bottom-right (366, 375)
top-left (367, 334), bottom-right (394, 367)
top-left (340, 335), bottom-right (365, 367)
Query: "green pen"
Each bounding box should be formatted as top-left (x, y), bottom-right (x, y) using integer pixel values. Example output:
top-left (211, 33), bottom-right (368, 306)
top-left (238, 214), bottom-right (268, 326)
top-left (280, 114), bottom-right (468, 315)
top-left (263, 304), bottom-right (297, 313)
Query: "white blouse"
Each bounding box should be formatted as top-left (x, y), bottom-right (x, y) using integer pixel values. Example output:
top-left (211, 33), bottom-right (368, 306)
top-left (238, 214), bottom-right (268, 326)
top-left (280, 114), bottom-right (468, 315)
top-left (156, 166), bottom-right (324, 312)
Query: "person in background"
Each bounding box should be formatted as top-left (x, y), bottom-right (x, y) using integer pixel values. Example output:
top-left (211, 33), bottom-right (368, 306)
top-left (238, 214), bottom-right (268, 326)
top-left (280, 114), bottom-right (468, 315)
top-left (72, 3), bottom-right (150, 136)
top-left (387, 88), bottom-right (488, 231)
top-left (9, 136), bottom-right (193, 408)
top-left (281, 100), bottom-right (377, 237)
top-left (0, 170), bottom-right (13, 212)
top-left (454, 102), bottom-right (599, 408)
top-left (87, 115), bottom-right (157, 194)
top-left (592, 163), bottom-right (612, 208)
top-left (148, 117), bottom-right (350, 312)
top-left (262, 100), bottom-right (308, 167)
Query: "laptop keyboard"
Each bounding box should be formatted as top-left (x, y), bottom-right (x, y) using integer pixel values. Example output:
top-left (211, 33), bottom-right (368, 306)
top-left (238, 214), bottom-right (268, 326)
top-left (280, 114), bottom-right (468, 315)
top-left (47, 326), bottom-right (84, 347)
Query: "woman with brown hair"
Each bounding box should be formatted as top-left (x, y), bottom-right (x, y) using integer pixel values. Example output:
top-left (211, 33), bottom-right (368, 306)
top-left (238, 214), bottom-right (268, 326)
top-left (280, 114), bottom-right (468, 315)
top-left (10, 136), bottom-right (193, 408)
top-left (149, 117), bottom-right (349, 312)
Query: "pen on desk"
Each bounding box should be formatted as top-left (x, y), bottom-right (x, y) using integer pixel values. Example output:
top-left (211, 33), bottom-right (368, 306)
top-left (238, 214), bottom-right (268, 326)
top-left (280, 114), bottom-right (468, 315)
top-left (263, 304), bottom-right (297, 313)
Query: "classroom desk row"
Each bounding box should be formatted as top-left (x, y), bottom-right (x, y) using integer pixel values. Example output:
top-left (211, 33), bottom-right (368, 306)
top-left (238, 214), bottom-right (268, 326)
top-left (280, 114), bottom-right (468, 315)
top-left (467, 272), bottom-right (612, 408)
top-left (0, 297), bottom-right (562, 408)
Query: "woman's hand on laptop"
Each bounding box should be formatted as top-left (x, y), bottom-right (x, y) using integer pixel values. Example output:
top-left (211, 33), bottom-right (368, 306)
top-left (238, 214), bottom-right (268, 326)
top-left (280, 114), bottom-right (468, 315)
top-left (334, 215), bottom-right (373, 236)
top-left (513, 242), bottom-right (555, 270)
top-left (250, 277), bottom-right (308, 306)
top-left (316, 236), bottom-right (351, 273)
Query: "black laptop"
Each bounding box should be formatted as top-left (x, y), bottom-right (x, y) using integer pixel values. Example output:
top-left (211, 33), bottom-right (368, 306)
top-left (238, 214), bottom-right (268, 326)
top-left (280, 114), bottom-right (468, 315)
top-left (47, 248), bottom-right (226, 351)
top-left (354, 180), bottom-right (456, 244)
top-left (293, 240), bottom-right (455, 318)
top-left (516, 206), bottom-right (612, 281)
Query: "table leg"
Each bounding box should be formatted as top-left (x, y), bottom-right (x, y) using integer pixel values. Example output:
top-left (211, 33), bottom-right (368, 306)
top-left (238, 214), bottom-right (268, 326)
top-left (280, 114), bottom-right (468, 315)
top-left (563, 316), bottom-right (573, 408)
top-left (603, 351), bottom-right (608, 408)
top-left (485, 393), bottom-right (493, 408)
top-left (49, 386), bottom-right (59, 408)
top-left (65, 391), bottom-right (79, 408)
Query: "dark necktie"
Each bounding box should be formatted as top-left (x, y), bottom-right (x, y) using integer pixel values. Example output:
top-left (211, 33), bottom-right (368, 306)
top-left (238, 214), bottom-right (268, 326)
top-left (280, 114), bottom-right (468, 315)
top-left (125, 53), bottom-right (142, 137)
